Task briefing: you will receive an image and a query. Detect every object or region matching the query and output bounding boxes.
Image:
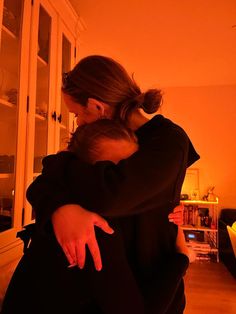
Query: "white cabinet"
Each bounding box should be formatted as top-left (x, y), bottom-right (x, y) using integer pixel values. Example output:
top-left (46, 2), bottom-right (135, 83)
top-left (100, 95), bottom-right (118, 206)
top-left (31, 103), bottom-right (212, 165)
top-left (181, 199), bottom-right (219, 262)
top-left (0, 0), bottom-right (81, 266)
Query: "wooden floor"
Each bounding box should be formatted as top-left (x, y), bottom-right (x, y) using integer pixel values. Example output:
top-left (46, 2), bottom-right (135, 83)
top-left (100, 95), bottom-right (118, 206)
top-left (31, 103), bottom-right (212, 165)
top-left (184, 261), bottom-right (236, 314)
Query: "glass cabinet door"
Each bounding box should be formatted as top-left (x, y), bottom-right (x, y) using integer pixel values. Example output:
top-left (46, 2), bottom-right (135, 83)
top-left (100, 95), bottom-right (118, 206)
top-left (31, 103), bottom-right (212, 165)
top-left (0, 0), bottom-right (23, 232)
top-left (24, 0), bottom-right (57, 224)
top-left (34, 4), bottom-right (51, 175)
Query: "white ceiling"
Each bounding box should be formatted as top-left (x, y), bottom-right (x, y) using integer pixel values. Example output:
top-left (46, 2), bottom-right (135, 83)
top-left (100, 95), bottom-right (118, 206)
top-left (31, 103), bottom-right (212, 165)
top-left (68, 0), bottom-right (236, 88)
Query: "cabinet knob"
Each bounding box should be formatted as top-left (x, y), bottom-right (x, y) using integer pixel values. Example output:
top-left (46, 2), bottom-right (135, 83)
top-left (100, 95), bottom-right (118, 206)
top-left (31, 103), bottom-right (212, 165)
top-left (51, 111), bottom-right (56, 121)
top-left (58, 114), bottom-right (62, 123)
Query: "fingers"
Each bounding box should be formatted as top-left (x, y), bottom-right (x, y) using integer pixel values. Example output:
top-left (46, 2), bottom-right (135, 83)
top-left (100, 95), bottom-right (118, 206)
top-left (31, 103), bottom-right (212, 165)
top-left (75, 241), bottom-right (86, 269)
top-left (170, 218), bottom-right (183, 225)
top-left (63, 243), bottom-right (76, 266)
top-left (87, 236), bottom-right (102, 271)
top-left (94, 215), bottom-right (114, 235)
top-left (168, 213), bottom-right (178, 220)
top-left (168, 213), bottom-right (183, 225)
top-left (65, 240), bottom-right (102, 271)
top-left (63, 242), bottom-right (86, 269)
top-left (63, 241), bottom-right (85, 269)
top-left (63, 239), bottom-right (101, 271)
top-left (169, 205), bottom-right (184, 225)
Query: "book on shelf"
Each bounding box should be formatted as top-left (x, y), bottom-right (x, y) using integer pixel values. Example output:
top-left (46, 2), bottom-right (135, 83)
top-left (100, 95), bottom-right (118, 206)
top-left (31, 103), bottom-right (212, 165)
top-left (195, 255), bottom-right (211, 261)
top-left (183, 204), bottom-right (215, 228)
top-left (187, 241), bottom-right (210, 249)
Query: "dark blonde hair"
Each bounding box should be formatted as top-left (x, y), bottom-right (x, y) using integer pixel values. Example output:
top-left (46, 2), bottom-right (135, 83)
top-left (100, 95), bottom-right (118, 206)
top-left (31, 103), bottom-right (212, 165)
top-left (67, 119), bottom-right (137, 164)
top-left (62, 55), bottom-right (162, 124)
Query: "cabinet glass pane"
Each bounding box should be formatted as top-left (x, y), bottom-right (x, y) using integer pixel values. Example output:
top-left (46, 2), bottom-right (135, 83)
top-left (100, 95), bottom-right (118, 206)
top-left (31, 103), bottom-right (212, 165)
top-left (0, 0), bottom-right (23, 232)
top-left (34, 6), bottom-right (51, 174)
top-left (59, 35), bottom-right (71, 151)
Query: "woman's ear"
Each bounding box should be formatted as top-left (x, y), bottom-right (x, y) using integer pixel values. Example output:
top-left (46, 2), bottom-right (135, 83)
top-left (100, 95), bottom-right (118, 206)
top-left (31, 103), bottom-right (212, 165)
top-left (87, 98), bottom-right (106, 117)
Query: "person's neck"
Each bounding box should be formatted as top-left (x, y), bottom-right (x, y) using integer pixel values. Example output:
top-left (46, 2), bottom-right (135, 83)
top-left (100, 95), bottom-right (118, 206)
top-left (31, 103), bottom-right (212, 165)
top-left (128, 109), bottom-right (149, 131)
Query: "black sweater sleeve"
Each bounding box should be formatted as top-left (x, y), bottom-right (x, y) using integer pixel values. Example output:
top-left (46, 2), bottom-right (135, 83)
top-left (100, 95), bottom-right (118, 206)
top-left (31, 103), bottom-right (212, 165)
top-left (66, 128), bottom-right (188, 216)
top-left (27, 120), bottom-right (199, 229)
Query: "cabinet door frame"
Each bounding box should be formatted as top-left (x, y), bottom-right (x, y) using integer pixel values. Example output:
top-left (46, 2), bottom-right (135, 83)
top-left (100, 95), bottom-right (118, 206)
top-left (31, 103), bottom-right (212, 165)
top-left (24, 0), bottom-right (58, 225)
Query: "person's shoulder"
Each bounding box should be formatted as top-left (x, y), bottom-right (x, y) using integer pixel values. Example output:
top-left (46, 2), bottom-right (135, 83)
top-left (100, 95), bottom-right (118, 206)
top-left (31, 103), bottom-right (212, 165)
top-left (158, 115), bottom-right (186, 134)
top-left (146, 114), bottom-right (189, 140)
top-left (160, 116), bottom-right (200, 164)
top-left (139, 114), bottom-right (200, 164)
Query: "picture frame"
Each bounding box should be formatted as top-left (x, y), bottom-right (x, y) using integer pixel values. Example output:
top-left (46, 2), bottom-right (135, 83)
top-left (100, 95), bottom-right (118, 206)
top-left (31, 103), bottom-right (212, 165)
top-left (181, 168), bottom-right (200, 200)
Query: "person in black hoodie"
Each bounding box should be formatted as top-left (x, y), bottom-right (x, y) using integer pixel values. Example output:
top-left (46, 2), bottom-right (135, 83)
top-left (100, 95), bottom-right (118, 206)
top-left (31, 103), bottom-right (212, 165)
top-left (1, 119), bottom-right (188, 314)
top-left (2, 55), bottom-right (199, 313)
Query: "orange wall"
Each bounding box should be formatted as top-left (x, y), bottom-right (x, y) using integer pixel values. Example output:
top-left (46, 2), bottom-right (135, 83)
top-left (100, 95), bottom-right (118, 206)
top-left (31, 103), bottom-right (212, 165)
top-left (161, 84), bottom-right (236, 212)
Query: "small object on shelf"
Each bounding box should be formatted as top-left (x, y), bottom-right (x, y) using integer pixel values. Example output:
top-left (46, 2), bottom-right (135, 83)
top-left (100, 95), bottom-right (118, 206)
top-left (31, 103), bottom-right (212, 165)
top-left (207, 186), bottom-right (217, 201)
top-left (203, 186), bottom-right (217, 202)
top-left (5, 88), bottom-right (17, 105)
top-left (36, 102), bottom-right (48, 119)
top-left (198, 207), bottom-right (212, 228)
top-left (180, 193), bottom-right (189, 200)
top-left (190, 189), bottom-right (200, 200)
top-left (203, 215), bottom-right (212, 228)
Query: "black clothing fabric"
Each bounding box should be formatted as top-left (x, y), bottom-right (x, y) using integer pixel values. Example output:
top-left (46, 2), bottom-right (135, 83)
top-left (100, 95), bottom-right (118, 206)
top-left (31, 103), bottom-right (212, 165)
top-left (2, 223), bottom-right (188, 314)
top-left (2, 224), bottom-right (146, 314)
top-left (2, 114), bottom-right (199, 314)
top-left (27, 115), bottom-right (199, 227)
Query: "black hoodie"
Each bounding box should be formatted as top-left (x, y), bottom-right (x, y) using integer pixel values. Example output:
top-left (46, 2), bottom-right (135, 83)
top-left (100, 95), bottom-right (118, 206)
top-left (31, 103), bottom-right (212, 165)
top-left (2, 114), bottom-right (199, 314)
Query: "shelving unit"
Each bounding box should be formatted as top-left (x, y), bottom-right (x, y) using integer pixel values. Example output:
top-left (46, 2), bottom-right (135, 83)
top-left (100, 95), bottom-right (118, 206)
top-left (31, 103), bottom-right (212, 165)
top-left (181, 199), bottom-right (219, 262)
